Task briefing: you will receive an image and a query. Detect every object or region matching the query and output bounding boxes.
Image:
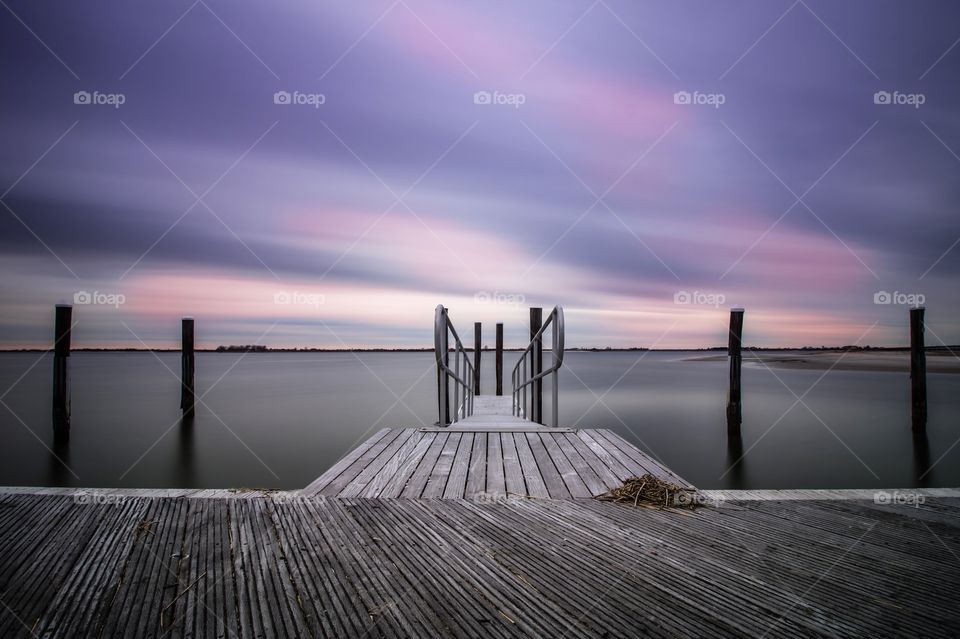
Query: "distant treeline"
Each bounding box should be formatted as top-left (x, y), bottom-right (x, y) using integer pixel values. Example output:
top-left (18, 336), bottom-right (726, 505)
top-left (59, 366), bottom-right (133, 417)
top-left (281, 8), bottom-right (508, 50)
top-left (213, 346), bottom-right (436, 352)
top-left (2, 345), bottom-right (958, 353)
top-left (690, 345), bottom-right (959, 352)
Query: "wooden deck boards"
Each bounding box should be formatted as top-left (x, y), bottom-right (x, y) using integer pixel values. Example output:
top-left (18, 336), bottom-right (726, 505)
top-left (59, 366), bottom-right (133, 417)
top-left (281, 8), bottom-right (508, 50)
top-left (302, 426), bottom-right (692, 499)
top-left (0, 491), bottom-right (958, 638)
top-left (4, 392), bottom-right (958, 638)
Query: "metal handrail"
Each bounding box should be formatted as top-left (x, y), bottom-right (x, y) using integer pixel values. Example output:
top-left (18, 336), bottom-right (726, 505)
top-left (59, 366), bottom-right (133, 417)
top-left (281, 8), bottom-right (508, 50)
top-left (434, 305), bottom-right (475, 426)
top-left (512, 306), bottom-right (565, 427)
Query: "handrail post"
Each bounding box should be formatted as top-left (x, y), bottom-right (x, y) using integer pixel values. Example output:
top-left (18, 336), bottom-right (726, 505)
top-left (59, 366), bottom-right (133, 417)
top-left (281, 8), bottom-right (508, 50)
top-left (462, 353), bottom-right (468, 416)
top-left (910, 307), bottom-right (927, 432)
top-left (552, 322), bottom-right (559, 427)
top-left (436, 349), bottom-right (442, 424)
top-left (529, 307), bottom-right (543, 424)
top-left (440, 338), bottom-right (448, 425)
top-left (474, 322), bottom-right (481, 395)
top-left (453, 347), bottom-right (460, 422)
top-left (522, 357), bottom-right (527, 419)
top-left (515, 367), bottom-right (520, 417)
top-left (495, 323), bottom-right (504, 395)
top-left (443, 308), bottom-right (450, 422)
top-left (436, 306), bottom-right (449, 426)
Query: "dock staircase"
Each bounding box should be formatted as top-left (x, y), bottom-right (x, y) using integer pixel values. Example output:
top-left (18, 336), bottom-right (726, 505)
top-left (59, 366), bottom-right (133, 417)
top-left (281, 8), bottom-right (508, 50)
top-left (301, 304), bottom-right (691, 500)
top-left (434, 304), bottom-right (564, 428)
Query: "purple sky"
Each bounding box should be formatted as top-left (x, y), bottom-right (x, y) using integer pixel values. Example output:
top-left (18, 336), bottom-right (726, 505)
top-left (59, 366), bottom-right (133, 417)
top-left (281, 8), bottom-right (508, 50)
top-left (2, 0), bottom-right (959, 348)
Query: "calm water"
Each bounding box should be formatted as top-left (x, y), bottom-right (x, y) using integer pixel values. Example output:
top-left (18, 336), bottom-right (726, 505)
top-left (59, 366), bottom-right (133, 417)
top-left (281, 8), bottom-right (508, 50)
top-left (0, 351), bottom-right (956, 490)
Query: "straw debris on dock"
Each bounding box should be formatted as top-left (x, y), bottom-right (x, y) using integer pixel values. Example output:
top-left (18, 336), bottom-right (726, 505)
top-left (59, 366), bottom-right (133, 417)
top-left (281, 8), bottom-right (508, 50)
top-left (596, 473), bottom-right (700, 509)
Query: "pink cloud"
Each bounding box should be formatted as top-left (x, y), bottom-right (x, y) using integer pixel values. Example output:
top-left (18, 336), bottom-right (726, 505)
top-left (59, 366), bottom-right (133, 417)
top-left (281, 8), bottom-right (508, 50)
top-left (346, 2), bottom-right (680, 143)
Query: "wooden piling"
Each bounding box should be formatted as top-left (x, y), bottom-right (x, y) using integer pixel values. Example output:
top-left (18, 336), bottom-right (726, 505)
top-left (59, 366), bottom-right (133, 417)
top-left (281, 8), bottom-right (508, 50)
top-left (180, 317), bottom-right (195, 416)
top-left (910, 307), bottom-right (927, 432)
top-left (530, 307), bottom-right (543, 424)
top-left (495, 323), bottom-right (503, 396)
top-left (52, 304), bottom-right (72, 433)
top-left (474, 322), bottom-right (481, 395)
top-left (726, 308), bottom-right (744, 433)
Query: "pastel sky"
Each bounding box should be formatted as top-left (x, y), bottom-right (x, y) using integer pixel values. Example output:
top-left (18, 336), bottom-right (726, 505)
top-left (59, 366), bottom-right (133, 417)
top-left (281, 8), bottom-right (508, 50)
top-left (1, 0), bottom-right (959, 349)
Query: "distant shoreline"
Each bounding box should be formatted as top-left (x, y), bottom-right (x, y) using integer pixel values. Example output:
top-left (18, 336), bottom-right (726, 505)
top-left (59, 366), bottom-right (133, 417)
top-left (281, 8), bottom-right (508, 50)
top-left (685, 349), bottom-right (960, 374)
top-left (0, 346), bottom-right (956, 354)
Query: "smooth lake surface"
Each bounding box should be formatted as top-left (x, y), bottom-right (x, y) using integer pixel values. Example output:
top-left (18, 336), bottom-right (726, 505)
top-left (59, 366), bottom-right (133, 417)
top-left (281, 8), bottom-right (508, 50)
top-left (0, 351), bottom-right (957, 490)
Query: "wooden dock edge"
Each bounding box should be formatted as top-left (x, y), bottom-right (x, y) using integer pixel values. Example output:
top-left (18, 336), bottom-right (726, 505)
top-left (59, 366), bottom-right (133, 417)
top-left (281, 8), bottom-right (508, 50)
top-left (416, 427), bottom-right (575, 433)
top-left (698, 487), bottom-right (960, 501)
top-left (0, 486), bottom-right (292, 500)
top-left (3, 485), bottom-right (959, 501)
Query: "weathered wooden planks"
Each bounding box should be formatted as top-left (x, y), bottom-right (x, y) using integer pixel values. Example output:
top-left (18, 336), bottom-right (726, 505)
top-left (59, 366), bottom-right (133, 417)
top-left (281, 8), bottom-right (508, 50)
top-left (0, 492), bottom-right (957, 638)
top-left (302, 428), bottom-right (392, 496)
top-left (303, 427), bottom-right (671, 500)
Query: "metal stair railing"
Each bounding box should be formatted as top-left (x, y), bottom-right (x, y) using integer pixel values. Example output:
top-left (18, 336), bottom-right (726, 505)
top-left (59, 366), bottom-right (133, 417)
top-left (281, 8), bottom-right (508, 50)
top-left (434, 305), bottom-right (475, 426)
top-left (512, 306), bottom-right (565, 427)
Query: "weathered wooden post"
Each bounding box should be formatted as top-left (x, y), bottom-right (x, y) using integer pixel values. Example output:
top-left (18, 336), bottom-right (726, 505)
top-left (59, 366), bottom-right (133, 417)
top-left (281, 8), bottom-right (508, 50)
top-left (52, 304), bottom-right (72, 433)
top-left (726, 308), bottom-right (744, 433)
top-left (180, 317), bottom-right (195, 416)
top-left (530, 307), bottom-right (543, 424)
top-left (474, 322), bottom-right (482, 395)
top-left (495, 323), bottom-right (504, 396)
top-left (910, 307), bottom-right (927, 432)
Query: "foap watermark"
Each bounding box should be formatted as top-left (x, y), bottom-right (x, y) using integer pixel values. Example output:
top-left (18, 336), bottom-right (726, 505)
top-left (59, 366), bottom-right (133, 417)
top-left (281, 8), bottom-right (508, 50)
top-left (473, 90), bottom-right (526, 109)
top-left (74, 491), bottom-right (128, 507)
top-left (274, 290), bottom-right (325, 307)
top-left (474, 290), bottom-right (525, 306)
top-left (73, 90), bottom-right (126, 109)
top-left (874, 291), bottom-right (925, 307)
top-left (874, 490), bottom-right (925, 508)
top-left (74, 290), bottom-right (125, 308)
top-left (674, 290), bottom-right (726, 308)
top-left (273, 90), bottom-right (326, 108)
top-left (674, 90), bottom-right (725, 109)
top-left (673, 492), bottom-right (724, 508)
top-left (873, 90), bottom-right (925, 109)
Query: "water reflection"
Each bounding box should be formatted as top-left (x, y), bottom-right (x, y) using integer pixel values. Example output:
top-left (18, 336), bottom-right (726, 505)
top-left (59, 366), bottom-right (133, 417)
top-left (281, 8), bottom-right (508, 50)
top-left (176, 414), bottom-right (196, 486)
top-left (2, 352), bottom-right (957, 490)
top-left (913, 431), bottom-right (931, 487)
top-left (725, 432), bottom-right (747, 489)
top-left (49, 430), bottom-right (72, 486)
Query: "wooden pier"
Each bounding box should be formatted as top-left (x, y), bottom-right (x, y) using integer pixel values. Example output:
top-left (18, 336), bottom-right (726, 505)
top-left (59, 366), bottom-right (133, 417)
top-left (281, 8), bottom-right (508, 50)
top-left (303, 397), bottom-right (690, 500)
top-left (2, 305), bottom-right (957, 636)
top-left (1, 483), bottom-right (959, 637)
top-left (2, 405), bottom-right (960, 637)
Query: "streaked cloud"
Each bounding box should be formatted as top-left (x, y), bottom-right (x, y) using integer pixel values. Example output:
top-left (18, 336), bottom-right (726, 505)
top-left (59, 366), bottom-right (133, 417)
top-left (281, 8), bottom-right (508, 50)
top-left (1, 0), bottom-right (959, 348)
